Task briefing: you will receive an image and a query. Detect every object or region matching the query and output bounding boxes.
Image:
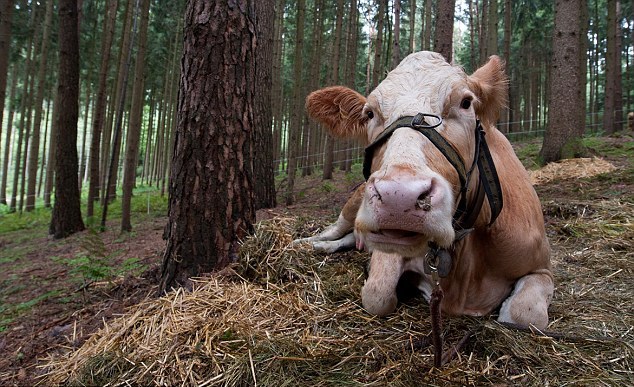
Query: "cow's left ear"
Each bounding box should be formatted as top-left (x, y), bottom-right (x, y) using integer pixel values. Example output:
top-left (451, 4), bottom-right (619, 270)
top-left (468, 55), bottom-right (508, 128)
top-left (306, 86), bottom-right (368, 142)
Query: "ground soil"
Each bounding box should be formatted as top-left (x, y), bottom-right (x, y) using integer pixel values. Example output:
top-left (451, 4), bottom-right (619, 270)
top-left (0, 135), bottom-right (632, 386)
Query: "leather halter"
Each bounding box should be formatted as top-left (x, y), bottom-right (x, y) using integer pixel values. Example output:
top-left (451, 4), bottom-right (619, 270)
top-left (362, 113), bottom-right (503, 231)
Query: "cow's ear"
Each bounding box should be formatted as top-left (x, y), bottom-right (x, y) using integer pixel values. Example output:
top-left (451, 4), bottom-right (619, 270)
top-left (468, 56), bottom-right (508, 128)
top-left (306, 86), bottom-right (367, 141)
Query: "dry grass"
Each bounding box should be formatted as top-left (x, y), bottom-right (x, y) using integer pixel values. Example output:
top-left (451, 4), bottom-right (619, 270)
top-left (41, 159), bottom-right (634, 386)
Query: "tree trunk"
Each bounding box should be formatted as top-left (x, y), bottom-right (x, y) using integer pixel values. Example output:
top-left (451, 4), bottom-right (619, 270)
top-left (43, 82), bottom-right (59, 208)
top-left (540, 0), bottom-right (585, 163)
top-left (502, 0), bottom-right (511, 133)
top-left (121, 0), bottom-right (150, 232)
top-left (252, 0), bottom-right (276, 209)
top-left (0, 69), bottom-right (17, 205)
top-left (604, 0), bottom-right (618, 134)
top-left (285, 0), bottom-right (306, 204)
top-left (101, 0), bottom-right (137, 229)
top-left (104, 0), bottom-right (135, 206)
top-left (434, 0), bottom-right (455, 62)
top-left (26, 0), bottom-right (54, 211)
top-left (87, 0), bottom-right (118, 217)
top-left (323, 0), bottom-right (344, 180)
top-left (391, 0), bottom-right (401, 69)
top-left (0, 1), bottom-right (13, 165)
top-left (371, 0), bottom-right (386, 90)
top-left (423, 0), bottom-right (432, 51)
top-left (409, 0), bottom-right (416, 54)
top-left (50, 0), bottom-right (85, 238)
top-left (160, 0), bottom-right (257, 293)
top-left (487, 0), bottom-right (498, 56)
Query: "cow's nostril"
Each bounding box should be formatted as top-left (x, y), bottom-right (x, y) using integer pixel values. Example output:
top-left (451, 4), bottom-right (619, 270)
top-left (416, 189), bottom-right (432, 211)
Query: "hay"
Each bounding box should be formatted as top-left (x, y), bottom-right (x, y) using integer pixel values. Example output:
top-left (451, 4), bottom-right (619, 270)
top-left (528, 157), bottom-right (617, 185)
top-left (42, 209), bottom-right (634, 386)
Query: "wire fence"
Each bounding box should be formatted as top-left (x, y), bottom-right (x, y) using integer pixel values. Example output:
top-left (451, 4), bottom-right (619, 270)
top-left (1, 111), bottom-right (632, 214)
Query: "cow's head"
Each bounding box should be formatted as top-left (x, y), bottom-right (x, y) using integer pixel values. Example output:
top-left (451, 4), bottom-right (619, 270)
top-left (307, 51), bottom-right (507, 256)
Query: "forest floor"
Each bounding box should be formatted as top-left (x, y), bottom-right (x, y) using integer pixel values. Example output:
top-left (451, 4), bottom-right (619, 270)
top-left (0, 133), bottom-right (633, 386)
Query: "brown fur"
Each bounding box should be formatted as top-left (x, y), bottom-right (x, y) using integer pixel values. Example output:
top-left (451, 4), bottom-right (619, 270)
top-left (468, 56), bottom-right (509, 128)
top-left (299, 52), bottom-right (552, 329)
top-left (306, 86), bottom-right (369, 144)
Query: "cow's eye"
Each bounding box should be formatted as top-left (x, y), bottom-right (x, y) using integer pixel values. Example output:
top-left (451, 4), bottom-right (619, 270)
top-left (460, 98), bottom-right (472, 109)
top-left (366, 110), bottom-right (374, 120)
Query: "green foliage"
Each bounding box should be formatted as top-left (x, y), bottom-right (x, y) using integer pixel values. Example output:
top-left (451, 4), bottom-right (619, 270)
top-left (320, 181), bottom-right (335, 193)
top-left (0, 207), bottom-right (51, 233)
top-left (53, 230), bottom-right (143, 285)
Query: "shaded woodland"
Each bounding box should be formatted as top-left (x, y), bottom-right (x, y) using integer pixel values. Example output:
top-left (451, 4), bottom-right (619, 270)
top-left (0, 0), bottom-right (633, 224)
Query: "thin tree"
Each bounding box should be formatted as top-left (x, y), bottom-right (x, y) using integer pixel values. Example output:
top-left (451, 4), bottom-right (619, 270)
top-left (284, 0), bottom-right (306, 203)
top-left (87, 0), bottom-right (118, 217)
top-left (50, 0), bottom-right (85, 238)
top-left (121, 0), bottom-right (150, 232)
top-left (160, 0), bottom-right (257, 292)
top-left (540, 0), bottom-right (586, 163)
top-left (434, 0), bottom-right (455, 62)
top-left (391, 0), bottom-right (401, 69)
top-left (0, 1), bottom-right (14, 171)
top-left (0, 71), bottom-right (17, 204)
top-left (604, 0), bottom-right (621, 134)
top-left (323, 0), bottom-right (344, 180)
top-left (26, 0), bottom-right (54, 211)
top-left (371, 0), bottom-right (386, 90)
top-left (409, 0), bottom-right (416, 54)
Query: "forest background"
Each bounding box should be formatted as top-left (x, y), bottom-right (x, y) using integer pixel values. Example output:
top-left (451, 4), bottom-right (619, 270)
top-left (0, 0), bottom-right (632, 223)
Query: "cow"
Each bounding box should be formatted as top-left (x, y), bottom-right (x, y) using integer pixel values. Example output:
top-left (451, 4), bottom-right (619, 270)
top-left (294, 51), bottom-right (553, 329)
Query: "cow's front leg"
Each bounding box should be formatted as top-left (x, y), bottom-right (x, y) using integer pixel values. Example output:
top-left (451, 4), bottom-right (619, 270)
top-left (293, 183), bottom-right (365, 253)
top-left (362, 251), bottom-right (404, 316)
top-left (498, 269), bottom-right (554, 329)
top-left (292, 213), bottom-right (355, 253)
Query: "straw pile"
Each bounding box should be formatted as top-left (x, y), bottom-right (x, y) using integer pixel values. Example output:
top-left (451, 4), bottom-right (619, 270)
top-left (528, 157), bottom-right (617, 185)
top-left (42, 163), bottom-right (633, 385)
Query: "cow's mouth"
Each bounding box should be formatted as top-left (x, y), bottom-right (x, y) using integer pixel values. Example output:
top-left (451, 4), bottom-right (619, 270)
top-left (366, 229), bottom-right (424, 246)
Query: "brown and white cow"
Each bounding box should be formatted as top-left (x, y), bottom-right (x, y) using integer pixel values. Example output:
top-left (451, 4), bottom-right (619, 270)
top-left (295, 51), bottom-right (553, 329)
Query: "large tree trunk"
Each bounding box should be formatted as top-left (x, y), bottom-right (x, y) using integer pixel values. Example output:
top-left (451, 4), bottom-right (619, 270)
top-left (121, 0), bottom-right (150, 232)
top-left (540, 0), bottom-right (585, 163)
top-left (26, 0), bottom-right (54, 211)
top-left (434, 0), bottom-right (455, 62)
top-left (50, 0), bottom-right (85, 238)
top-left (252, 0), bottom-right (276, 209)
top-left (159, 0), bottom-right (257, 293)
top-left (87, 0), bottom-right (118, 217)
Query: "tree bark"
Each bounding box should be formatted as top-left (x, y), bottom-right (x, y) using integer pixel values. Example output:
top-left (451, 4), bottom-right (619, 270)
top-left (252, 0), bottom-right (276, 209)
top-left (540, 0), bottom-right (585, 163)
top-left (50, 0), bottom-right (85, 238)
top-left (160, 0), bottom-right (257, 293)
top-left (121, 0), bottom-right (150, 232)
top-left (409, 0), bottom-right (416, 54)
top-left (434, 0), bottom-right (455, 63)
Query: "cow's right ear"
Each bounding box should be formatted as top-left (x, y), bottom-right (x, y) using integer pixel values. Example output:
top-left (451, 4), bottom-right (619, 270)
top-left (306, 86), bottom-right (368, 143)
